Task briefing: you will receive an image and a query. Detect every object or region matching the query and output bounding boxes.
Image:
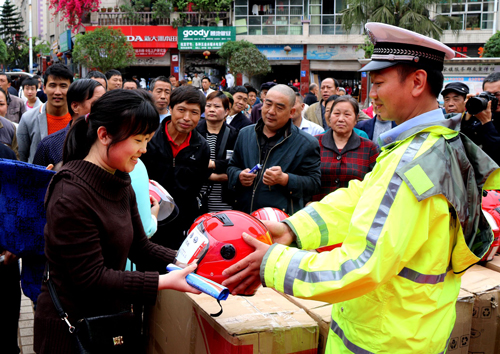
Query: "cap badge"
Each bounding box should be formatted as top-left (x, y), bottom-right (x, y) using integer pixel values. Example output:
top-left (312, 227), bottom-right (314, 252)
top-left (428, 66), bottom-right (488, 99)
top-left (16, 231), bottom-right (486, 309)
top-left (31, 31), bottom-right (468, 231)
top-left (367, 28), bottom-right (377, 45)
top-left (414, 56), bottom-right (420, 63)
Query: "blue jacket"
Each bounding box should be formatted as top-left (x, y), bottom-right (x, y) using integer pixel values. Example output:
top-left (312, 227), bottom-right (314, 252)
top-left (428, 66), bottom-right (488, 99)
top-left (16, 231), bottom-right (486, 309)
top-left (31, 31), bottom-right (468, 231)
top-left (227, 120), bottom-right (321, 215)
top-left (355, 116), bottom-right (397, 141)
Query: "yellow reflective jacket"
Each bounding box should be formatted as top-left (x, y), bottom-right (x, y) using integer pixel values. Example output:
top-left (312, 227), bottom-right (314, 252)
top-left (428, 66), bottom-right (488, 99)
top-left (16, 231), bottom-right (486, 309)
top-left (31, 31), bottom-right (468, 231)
top-left (261, 115), bottom-right (500, 353)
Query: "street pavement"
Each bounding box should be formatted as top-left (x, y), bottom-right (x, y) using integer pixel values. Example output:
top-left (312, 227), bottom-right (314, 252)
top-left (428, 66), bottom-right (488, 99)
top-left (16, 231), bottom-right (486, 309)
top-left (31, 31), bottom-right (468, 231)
top-left (18, 290), bottom-right (35, 354)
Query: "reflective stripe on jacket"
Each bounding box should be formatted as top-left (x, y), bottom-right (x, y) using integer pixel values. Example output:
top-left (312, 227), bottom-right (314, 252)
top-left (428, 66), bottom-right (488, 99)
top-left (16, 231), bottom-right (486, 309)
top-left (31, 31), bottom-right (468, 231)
top-left (261, 115), bottom-right (500, 353)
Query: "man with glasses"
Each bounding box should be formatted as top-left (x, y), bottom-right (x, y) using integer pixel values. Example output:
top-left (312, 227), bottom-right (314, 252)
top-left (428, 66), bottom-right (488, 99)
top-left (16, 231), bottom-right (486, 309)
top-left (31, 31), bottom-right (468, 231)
top-left (460, 72), bottom-right (500, 164)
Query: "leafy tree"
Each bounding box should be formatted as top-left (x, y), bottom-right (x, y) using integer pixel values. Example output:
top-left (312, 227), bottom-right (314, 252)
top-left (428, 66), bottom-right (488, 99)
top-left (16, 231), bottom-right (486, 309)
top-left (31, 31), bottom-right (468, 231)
top-left (0, 0), bottom-right (26, 68)
top-left (483, 31), bottom-right (500, 58)
top-left (341, 0), bottom-right (461, 40)
top-left (73, 27), bottom-right (135, 73)
top-left (218, 40), bottom-right (257, 64)
top-left (49, 0), bottom-right (101, 31)
top-left (229, 47), bottom-right (271, 78)
top-left (0, 40), bottom-right (8, 66)
top-left (359, 36), bottom-right (374, 59)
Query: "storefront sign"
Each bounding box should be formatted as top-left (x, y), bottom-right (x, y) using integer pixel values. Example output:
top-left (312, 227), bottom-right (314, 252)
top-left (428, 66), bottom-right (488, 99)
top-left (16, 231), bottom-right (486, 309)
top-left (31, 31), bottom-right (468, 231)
top-left (134, 48), bottom-right (167, 57)
top-left (443, 65), bottom-right (498, 74)
top-left (178, 27), bottom-right (235, 50)
top-left (257, 45), bottom-right (303, 60)
top-left (307, 45), bottom-right (364, 60)
top-left (446, 44), bottom-right (484, 58)
top-left (59, 30), bottom-right (72, 53)
top-left (86, 26), bottom-right (178, 56)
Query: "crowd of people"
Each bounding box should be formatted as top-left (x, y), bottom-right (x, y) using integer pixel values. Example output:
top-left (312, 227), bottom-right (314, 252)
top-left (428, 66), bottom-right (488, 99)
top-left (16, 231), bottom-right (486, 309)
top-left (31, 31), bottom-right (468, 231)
top-left (2, 23), bottom-right (500, 352)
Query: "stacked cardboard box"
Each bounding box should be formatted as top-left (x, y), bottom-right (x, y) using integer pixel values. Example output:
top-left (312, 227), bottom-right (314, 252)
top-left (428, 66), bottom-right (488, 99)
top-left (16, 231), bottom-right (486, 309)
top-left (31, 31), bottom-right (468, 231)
top-left (460, 264), bottom-right (500, 354)
top-left (147, 287), bottom-right (319, 354)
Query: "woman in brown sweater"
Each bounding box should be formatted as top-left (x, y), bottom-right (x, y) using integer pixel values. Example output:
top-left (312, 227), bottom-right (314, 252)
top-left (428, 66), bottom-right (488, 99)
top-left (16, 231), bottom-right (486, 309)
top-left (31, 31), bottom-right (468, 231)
top-left (34, 89), bottom-right (200, 353)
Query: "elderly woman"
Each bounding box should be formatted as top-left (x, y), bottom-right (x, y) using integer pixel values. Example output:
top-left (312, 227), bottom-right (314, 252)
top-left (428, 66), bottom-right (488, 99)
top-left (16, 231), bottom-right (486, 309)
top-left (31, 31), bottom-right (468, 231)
top-left (313, 95), bottom-right (379, 201)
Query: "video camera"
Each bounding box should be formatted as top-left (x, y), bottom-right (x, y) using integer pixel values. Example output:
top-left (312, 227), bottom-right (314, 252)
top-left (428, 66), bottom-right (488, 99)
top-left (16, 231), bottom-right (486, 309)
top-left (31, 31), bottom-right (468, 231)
top-left (466, 92), bottom-right (499, 115)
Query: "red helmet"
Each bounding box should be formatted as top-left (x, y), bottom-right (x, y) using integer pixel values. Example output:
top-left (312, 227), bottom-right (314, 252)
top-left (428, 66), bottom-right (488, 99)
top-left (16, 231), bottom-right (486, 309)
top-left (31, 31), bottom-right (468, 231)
top-left (176, 211), bottom-right (272, 291)
top-left (481, 191), bottom-right (500, 261)
top-left (251, 207), bottom-right (289, 222)
top-left (188, 213), bottom-right (215, 234)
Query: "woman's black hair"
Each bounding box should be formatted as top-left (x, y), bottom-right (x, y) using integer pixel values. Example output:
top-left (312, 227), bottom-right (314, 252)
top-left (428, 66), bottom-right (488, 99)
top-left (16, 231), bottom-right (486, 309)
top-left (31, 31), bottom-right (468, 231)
top-left (327, 95), bottom-right (360, 118)
top-left (67, 79), bottom-right (103, 117)
top-left (63, 89), bottom-right (160, 164)
top-left (207, 90), bottom-right (230, 111)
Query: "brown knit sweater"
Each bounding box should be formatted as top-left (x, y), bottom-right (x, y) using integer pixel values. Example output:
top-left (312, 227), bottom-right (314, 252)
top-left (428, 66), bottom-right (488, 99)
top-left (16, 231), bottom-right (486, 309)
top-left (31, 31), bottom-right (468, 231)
top-left (34, 160), bottom-right (176, 353)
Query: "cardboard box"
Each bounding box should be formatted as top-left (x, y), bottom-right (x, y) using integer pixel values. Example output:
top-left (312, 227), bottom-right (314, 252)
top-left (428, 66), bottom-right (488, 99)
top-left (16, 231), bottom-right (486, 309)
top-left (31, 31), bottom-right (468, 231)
top-left (485, 255), bottom-right (500, 273)
top-left (447, 289), bottom-right (474, 353)
top-left (460, 265), bottom-right (500, 354)
top-left (282, 289), bottom-right (475, 354)
top-left (147, 287), bottom-right (319, 354)
top-left (279, 294), bottom-right (332, 354)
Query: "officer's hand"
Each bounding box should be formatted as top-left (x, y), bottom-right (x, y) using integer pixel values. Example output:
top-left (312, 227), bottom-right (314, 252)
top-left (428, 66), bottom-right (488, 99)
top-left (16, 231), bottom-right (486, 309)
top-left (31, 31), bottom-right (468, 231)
top-left (261, 220), bottom-right (296, 245)
top-left (475, 101), bottom-right (492, 125)
top-left (222, 233), bottom-right (270, 295)
top-left (263, 166), bottom-right (289, 186)
top-left (239, 168), bottom-right (257, 187)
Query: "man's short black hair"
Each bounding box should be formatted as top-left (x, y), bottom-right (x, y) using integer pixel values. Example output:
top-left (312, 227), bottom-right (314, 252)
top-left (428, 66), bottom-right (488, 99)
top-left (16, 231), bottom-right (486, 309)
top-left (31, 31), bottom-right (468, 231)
top-left (105, 69), bottom-right (122, 80)
top-left (483, 72), bottom-right (500, 90)
top-left (150, 76), bottom-right (171, 91)
top-left (86, 70), bottom-right (108, 89)
top-left (43, 64), bottom-right (74, 86)
top-left (123, 79), bottom-right (138, 88)
top-left (169, 85), bottom-right (206, 111)
top-left (168, 75), bottom-right (176, 80)
top-left (228, 86), bottom-right (248, 95)
top-left (0, 73), bottom-right (12, 83)
top-left (202, 77), bottom-right (211, 83)
top-left (244, 85), bottom-right (257, 95)
top-left (396, 64), bottom-right (443, 98)
top-left (22, 78), bottom-right (38, 89)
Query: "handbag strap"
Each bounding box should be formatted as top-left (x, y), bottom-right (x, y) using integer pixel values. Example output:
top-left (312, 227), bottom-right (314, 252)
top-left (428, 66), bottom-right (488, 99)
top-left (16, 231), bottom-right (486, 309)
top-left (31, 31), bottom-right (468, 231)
top-left (43, 262), bottom-right (76, 333)
top-left (216, 126), bottom-right (230, 161)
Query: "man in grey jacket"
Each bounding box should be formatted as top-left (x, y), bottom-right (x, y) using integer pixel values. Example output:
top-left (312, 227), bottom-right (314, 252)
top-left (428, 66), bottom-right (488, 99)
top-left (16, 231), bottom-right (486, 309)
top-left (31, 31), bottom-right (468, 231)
top-left (0, 73), bottom-right (26, 123)
top-left (17, 64), bottom-right (73, 162)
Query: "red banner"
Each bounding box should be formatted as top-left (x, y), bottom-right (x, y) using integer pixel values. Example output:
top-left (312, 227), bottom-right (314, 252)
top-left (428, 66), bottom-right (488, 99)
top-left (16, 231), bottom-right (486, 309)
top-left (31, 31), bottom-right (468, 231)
top-left (86, 26), bottom-right (178, 49)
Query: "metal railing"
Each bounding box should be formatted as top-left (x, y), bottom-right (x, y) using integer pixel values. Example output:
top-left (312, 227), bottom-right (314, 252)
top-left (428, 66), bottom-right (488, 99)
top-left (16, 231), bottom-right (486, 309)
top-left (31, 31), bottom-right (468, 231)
top-left (91, 11), bottom-right (231, 26)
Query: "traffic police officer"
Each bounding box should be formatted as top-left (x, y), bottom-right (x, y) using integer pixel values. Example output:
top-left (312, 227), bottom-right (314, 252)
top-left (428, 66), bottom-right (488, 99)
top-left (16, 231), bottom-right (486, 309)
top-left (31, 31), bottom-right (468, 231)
top-left (222, 23), bottom-right (500, 353)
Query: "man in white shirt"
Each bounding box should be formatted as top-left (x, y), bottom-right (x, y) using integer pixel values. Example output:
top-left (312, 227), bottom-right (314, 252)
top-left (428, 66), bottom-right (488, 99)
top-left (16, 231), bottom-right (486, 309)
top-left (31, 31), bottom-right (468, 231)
top-left (292, 93), bottom-right (324, 136)
top-left (226, 71), bottom-right (235, 89)
top-left (21, 78), bottom-right (42, 111)
top-left (200, 77), bottom-right (215, 97)
top-left (192, 73), bottom-right (202, 88)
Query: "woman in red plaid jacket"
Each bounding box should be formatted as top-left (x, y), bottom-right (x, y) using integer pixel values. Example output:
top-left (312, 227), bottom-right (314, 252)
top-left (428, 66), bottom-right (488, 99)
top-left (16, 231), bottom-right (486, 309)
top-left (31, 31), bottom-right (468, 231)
top-left (313, 96), bottom-right (379, 201)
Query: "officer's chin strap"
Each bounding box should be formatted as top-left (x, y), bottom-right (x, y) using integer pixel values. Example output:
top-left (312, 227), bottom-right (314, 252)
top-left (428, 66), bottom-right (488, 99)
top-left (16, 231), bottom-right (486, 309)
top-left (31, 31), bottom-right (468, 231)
top-left (210, 299), bottom-right (223, 317)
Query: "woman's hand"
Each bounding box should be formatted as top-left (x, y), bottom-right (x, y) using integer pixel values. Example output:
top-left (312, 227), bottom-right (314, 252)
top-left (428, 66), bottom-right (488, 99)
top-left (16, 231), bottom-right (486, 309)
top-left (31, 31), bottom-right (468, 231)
top-left (208, 173), bottom-right (228, 182)
top-left (46, 164), bottom-right (54, 170)
top-left (150, 195), bottom-right (160, 219)
top-left (158, 263), bottom-right (202, 294)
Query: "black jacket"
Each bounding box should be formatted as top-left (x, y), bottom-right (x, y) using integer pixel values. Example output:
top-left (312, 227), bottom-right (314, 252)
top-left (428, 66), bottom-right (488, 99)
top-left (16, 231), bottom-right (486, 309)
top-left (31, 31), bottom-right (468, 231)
top-left (196, 120), bottom-right (239, 174)
top-left (460, 112), bottom-right (500, 165)
top-left (142, 117), bottom-right (211, 249)
top-left (227, 120), bottom-right (321, 215)
top-left (229, 111), bottom-right (252, 132)
top-left (304, 92), bottom-right (318, 106)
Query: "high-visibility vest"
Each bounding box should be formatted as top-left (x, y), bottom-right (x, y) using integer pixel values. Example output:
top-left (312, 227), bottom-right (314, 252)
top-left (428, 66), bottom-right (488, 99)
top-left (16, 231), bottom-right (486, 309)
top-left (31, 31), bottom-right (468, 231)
top-left (262, 116), bottom-right (500, 353)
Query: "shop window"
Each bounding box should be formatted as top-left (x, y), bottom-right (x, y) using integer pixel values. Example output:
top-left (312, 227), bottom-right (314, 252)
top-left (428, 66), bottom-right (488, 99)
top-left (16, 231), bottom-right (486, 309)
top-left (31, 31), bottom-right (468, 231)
top-left (436, 0), bottom-right (493, 30)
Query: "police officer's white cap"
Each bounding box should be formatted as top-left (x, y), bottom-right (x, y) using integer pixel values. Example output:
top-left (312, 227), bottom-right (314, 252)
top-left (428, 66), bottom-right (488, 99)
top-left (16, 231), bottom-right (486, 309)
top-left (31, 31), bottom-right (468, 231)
top-left (359, 23), bottom-right (455, 72)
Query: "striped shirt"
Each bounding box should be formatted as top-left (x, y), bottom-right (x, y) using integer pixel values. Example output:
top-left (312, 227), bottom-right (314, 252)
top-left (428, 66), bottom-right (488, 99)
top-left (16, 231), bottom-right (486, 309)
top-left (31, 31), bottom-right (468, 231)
top-left (201, 132), bottom-right (232, 212)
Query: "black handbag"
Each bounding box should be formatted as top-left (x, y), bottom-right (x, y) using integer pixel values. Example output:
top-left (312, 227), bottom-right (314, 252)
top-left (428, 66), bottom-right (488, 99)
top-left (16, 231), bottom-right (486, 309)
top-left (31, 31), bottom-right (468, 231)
top-left (44, 263), bottom-right (140, 353)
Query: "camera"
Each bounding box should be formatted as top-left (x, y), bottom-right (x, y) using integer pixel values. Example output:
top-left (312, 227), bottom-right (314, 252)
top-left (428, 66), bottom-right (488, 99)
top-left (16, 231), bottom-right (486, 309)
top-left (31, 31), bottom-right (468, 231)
top-left (466, 92), bottom-right (499, 115)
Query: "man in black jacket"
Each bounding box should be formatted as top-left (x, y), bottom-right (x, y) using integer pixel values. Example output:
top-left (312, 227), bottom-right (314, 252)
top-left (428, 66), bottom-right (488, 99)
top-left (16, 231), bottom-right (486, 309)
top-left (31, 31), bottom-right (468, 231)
top-left (142, 86), bottom-right (211, 249)
top-left (460, 72), bottom-right (500, 165)
top-left (303, 83), bottom-right (319, 105)
top-left (227, 86), bottom-right (252, 131)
